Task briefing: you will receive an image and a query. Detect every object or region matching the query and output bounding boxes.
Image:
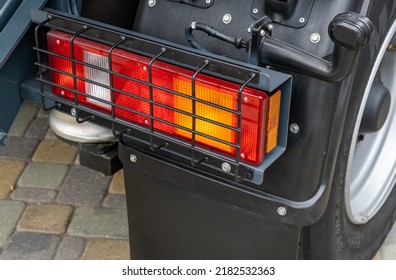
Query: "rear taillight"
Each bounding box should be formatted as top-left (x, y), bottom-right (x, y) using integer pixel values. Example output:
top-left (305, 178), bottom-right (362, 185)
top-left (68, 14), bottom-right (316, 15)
top-left (47, 30), bottom-right (281, 165)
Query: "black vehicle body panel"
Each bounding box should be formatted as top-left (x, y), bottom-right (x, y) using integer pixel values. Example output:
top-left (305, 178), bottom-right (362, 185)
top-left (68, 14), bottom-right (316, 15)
top-left (2, 0), bottom-right (396, 259)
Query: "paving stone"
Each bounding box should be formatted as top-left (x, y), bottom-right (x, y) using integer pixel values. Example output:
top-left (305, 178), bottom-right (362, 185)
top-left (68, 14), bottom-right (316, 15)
top-left (36, 108), bottom-right (50, 119)
top-left (0, 159), bottom-right (26, 199)
top-left (17, 203), bottom-right (73, 234)
top-left (0, 137), bottom-right (39, 161)
top-left (17, 162), bottom-right (69, 190)
top-left (108, 169), bottom-right (125, 195)
top-left (24, 118), bottom-right (49, 140)
top-left (103, 194), bottom-right (127, 209)
top-left (0, 200), bottom-right (25, 247)
top-left (10, 187), bottom-right (57, 203)
top-left (57, 165), bottom-right (111, 206)
top-left (0, 232), bottom-right (60, 260)
top-left (82, 239), bottom-right (130, 260)
top-left (55, 236), bottom-right (86, 260)
top-left (383, 224), bottom-right (396, 244)
top-left (68, 207), bottom-right (128, 239)
top-left (32, 139), bottom-right (78, 164)
top-left (8, 101), bottom-right (39, 137)
top-left (44, 129), bottom-right (57, 140)
top-left (74, 153), bottom-right (80, 165)
top-left (379, 244), bottom-right (396, 260)
top-left (373, 251), bottom-right (381, 260)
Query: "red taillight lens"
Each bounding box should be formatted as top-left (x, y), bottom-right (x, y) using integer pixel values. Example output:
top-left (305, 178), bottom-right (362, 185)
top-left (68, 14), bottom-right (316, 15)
top-left (47, 30), bottom-right (277, 165)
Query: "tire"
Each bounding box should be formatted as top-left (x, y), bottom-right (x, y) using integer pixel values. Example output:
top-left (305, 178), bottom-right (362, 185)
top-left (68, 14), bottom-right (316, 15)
top-left (307, 14), bottom-right (396, 259)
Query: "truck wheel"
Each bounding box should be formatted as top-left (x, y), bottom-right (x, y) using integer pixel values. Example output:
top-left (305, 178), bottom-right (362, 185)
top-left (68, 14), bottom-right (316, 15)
top-left (308, 17), bottom-right (396, 259)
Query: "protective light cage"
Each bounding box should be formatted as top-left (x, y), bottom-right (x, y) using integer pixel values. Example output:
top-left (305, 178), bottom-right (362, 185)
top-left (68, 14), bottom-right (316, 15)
top-left (33, 13), bottom-right (291, 185)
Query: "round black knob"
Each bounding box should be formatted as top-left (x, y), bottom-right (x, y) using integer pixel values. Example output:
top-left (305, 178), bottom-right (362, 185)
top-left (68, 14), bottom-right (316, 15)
top-left (329, 12), bottom-right (374, 50)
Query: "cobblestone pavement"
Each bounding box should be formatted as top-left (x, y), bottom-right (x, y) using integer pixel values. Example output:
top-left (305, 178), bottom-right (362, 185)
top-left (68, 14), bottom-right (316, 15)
top-left (1, 101), bottom-right (396, 260)
top-left (0, 101), bottom-right (129, 260)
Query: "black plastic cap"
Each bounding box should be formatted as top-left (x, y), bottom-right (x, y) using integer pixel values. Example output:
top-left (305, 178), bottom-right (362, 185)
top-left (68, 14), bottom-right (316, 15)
top-left (360, 81), bottom-right (391, 134)
top-left (329, 12), bottom-right (374, 50)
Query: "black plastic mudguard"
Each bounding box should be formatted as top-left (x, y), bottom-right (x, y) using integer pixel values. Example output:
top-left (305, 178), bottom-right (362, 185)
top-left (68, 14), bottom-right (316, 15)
top-left (119, 139), bottom-right (301, 259)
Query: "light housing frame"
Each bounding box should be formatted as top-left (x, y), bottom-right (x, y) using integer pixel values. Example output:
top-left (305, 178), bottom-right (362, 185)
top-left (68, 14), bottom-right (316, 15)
top-left (33, 11), bottom-right (292, 185)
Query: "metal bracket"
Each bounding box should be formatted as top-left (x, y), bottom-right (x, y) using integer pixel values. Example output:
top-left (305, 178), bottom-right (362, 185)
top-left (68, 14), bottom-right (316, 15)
top-left (248, 16), bottom-right (273, 66)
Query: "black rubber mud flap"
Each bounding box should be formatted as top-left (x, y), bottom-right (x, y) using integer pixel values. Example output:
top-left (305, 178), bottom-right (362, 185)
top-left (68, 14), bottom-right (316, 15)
top-left (119, 140), bottom-right (301, 259)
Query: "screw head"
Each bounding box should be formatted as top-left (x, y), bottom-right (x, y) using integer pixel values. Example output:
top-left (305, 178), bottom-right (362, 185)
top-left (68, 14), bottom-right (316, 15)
top-left (253, 8), bottom-right (258, 14)
top-left (277, 207), bottom-right (287, 216)
top-left (299, 17), bottom-right (305, 23)
top-left (0, 131), bottom-right (10, 147)
top-left (223, 14), bottom-right (232, 24)
top-left (206, 0), bottom-right (211, 3)
top-left (221, 162), bottom-right (232, 173)
top-left (71, 108), bottom-right (76, 117)
top-left (266, 24), bottom-right (274, 32)
top-left (130, 154), bottom-right (138, 163)
top-left (310, 33), bottom-right (321, 44)
top-left (289, 123), bottom-right (300, 134)
top-left (148, 0), bottom-right (156, 7)
top-left (260, 29), bottom-right (266, 37)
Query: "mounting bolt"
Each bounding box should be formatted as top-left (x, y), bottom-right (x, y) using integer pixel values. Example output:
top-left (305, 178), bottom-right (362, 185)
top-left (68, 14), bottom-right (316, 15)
top-left (277, 207), bottom-right (287, 216)
top-left (0, 131), bottom-right (10, 148)
top-left (206, 0), bottom-right (211, 3)
top-left (221, 162), bottom-right (232, 173)
top-left (299, 17), bottom-right (305, 23)
top-left (310, 33), bottom-right (321, 44)
top-left (148, 0), bottom-right (156, 7)
top-left (130, 154), bottom-right (138, 163)
top-left (260, 29), bottom-right (266, 37)
top-left (223, 14), bottom-right (232, 24)
top-left (289, 123), bottom-right (300, 134)
top-left (71, 108), bottom-right (76, 117)
top-left (253, 8), bottom-right (258, 14)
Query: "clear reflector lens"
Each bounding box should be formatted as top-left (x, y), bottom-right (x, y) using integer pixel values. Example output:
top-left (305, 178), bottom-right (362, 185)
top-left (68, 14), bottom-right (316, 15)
top-left (83, 51), bottom-right (111, 110)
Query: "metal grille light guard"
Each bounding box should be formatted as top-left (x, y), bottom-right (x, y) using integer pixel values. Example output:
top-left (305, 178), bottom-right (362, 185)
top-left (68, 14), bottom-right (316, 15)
top-left (32, 10), bottom-right (292, 185)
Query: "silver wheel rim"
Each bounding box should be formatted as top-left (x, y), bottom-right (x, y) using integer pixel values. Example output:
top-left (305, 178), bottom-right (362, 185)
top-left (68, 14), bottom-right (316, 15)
top-left (345, 20), bottom-right (396, 225)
